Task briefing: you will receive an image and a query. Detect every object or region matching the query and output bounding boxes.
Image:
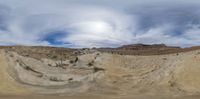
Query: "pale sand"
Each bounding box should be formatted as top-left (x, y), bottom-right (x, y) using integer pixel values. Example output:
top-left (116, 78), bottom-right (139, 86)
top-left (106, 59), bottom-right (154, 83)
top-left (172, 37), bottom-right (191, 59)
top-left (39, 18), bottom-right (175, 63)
top-left (1, 49), bottom-right (200, 98)
top-left (0, 95), bottom-right (200, 99)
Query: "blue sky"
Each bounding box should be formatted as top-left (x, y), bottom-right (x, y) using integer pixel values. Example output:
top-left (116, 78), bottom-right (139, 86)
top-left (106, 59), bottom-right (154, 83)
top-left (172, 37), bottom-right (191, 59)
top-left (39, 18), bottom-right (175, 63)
top-left (0, 0), bottom-right (200, 48)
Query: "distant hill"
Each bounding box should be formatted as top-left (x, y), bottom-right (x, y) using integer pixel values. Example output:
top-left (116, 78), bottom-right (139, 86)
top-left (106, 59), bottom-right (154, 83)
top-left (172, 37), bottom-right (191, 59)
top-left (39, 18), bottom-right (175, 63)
top-left (97, 44), bottom-right (200, 55)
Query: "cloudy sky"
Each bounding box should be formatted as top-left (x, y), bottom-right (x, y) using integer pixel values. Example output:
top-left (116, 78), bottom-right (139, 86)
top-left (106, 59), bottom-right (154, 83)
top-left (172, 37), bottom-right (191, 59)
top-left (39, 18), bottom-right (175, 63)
top-left (0, 0), bottom-right (200, 48)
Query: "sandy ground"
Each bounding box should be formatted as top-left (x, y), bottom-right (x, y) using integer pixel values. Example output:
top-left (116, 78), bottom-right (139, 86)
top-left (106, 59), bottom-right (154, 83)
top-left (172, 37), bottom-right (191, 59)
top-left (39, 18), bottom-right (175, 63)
top-left (0, 51), bottom-right (30, 94)
top-left (1, 95), bottom-right (200, 99)
top-left (1, 48), bottom-right (200, 99)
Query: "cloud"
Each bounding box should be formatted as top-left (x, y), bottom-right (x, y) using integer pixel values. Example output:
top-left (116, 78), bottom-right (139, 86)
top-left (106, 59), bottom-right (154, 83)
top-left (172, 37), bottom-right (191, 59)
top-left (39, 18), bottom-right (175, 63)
top-left (0, 0), bottom-right (200, 47)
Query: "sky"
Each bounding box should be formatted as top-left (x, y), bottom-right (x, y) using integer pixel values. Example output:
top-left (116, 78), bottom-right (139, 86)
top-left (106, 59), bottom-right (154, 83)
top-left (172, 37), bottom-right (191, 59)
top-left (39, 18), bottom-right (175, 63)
top-left (0, 0), bottom-right (200, 48)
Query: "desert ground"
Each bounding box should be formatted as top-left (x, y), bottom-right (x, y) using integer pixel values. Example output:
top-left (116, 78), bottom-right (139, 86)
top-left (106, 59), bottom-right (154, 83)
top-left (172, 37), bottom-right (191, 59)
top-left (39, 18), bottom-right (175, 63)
top-left (0, 44), bottom-right (200, 99)
top-left (1, 95), bottom-right (200, 99)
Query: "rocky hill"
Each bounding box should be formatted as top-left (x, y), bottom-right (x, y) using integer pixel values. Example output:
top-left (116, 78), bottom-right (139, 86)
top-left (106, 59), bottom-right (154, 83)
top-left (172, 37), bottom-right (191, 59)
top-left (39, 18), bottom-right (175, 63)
top-left (98, 44), bottom-right (200, 55)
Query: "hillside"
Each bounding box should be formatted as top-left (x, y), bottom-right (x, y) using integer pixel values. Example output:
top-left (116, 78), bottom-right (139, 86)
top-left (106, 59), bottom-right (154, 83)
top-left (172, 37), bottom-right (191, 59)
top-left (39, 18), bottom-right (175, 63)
top-left (0, 44), bottom-right (200, 99)
top-left (98, 44), bottom-right (200, 55)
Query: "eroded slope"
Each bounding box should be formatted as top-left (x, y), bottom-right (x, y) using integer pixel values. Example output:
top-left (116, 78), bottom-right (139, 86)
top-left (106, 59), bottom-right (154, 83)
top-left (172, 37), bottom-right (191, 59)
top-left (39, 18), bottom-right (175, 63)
top-left (0, 47), bottom-right (200, 97)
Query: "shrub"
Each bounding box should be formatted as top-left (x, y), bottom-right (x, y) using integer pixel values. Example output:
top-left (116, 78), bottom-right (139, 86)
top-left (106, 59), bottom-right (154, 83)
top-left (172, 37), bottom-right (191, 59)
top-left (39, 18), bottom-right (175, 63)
top-left (93, 67), bottom-right (105, 73)
top-left (9, 54), bottom-right (14, 57)
top-left (74, 57), bottom-right (78, 62)
top-left (49, 77), bottom-right (59, 81)
top-left (69, 60), bottom-right (74, 64)
top-left (88, 60), bottom-right (94, 67)
top-left (52, 55), bottom-right (57, 59)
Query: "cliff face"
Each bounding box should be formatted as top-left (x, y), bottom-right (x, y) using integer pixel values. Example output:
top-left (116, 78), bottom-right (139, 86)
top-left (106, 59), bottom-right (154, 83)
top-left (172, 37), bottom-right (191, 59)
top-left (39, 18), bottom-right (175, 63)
top-left (0, 46), bottom-right (200, 97)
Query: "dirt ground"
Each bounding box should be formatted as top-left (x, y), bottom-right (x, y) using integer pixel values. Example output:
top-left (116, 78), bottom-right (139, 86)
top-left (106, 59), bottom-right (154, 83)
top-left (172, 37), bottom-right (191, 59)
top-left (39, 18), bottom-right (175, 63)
top-left (1, 45), bottom-right (200, 99)
top-left (1, 95), bottom-right (200, 99)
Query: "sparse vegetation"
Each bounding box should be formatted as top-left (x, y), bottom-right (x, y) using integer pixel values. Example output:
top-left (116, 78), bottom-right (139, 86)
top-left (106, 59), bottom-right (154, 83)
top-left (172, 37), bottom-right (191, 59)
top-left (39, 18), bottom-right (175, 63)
top-left (69, 60), bottom-right (74, 64)
top-left (48, 64), bottom-right (52, 66)
top-left (0, 46), bottom-right (78, 61)
top-left (88, 60), bottom-right (94, 67)
top-left (93, 67), bottom-right (105, 73)
top-left (49, 77), bottom-right (60, 82)
top-left (52, 55), bottom-right (57, 59)
top-left (9, 54), bottom-right (14, 57)
top-left (74, 57), bottom-right (78, 62)
top-left (163, 58), bottom-right (167, 60)
top-left (68, 78), bottom-right (73, 81)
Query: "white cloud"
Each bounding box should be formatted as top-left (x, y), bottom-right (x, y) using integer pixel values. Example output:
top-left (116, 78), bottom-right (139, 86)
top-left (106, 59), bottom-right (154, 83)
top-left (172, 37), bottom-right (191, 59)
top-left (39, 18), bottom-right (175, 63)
top-left (0, 0), bottom-right (200, 47)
